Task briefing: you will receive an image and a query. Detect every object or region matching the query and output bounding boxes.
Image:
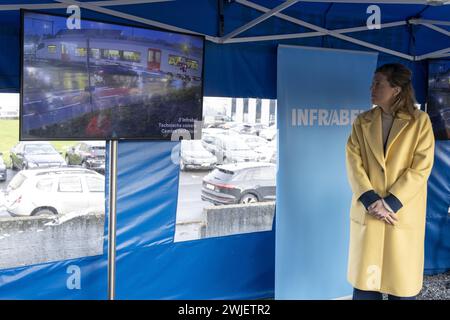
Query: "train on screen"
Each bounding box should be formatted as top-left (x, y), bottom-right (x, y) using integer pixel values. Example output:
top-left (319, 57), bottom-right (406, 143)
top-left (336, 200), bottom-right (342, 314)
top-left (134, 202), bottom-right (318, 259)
top-left (32, 31), bottom-right (202, 81)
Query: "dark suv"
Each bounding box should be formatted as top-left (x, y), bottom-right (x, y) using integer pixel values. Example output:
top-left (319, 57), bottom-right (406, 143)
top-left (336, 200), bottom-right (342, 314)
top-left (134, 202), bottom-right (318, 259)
top-left (201, 162), bottom-right (276, 205)
top-left (65, 141), bottom-right (106, 174)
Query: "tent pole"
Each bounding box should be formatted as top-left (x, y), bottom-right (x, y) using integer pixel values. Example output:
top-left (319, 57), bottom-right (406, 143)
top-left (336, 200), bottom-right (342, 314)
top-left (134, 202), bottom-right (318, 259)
top-left (224, 21), bottom-right (407, 43)
top-left (235, 0), bottom-right (414, 60)
top-left (417, 23), bottom-right (450, 37)
top-left (107, 140), bottom-right (118, 300)
top-left (416, 47), bottom-right (450, 60)
top-left (220, 0), bottom-right (300, 42)
top-left (54, 0), bottom-right (220, 43)
top-left (410, 18), bottom-right (450, 27)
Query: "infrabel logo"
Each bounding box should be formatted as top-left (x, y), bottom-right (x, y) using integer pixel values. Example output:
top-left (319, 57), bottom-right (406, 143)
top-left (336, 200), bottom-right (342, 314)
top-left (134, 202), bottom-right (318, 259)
top-left (291, 108), bottom-right (365, 127)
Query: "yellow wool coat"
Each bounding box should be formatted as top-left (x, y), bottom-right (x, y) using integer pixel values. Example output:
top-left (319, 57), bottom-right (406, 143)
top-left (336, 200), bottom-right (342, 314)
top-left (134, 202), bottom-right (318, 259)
top-left (346, 106), bottom-right (435, 297)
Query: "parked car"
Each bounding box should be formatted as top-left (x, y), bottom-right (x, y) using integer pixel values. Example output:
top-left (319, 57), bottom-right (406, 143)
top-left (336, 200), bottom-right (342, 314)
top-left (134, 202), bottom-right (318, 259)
top-left (10, 142), bottom-right (66, 170)
top-left (230, 123), bottom-right (267, 136)
top-left (254, 139), bottom-right (277, 163)
top-left (202, 128), bottom-right (228, 137)
top-left (203, 115), bottom-right (233, 128)
top-left (201, 134), bottom-right (220, 155)
top-left (259, 125), bottom-right (277, 141)
top-left (212, 134), bottom-right (259, 164)
top-left (201, 162), bottom-right (276, 205)
top-left (0, 154), bottom-right (6, 181)
top-left (180, 140), bottom-right (217, 171)
top-left (4, 167), bottom-right (104, 216)
top-left (65, 141), bottom-right (106, 173)
top-left (217, 121), bottom-right (241, 130)
top-left (240, 134), bottom-right (268, 150)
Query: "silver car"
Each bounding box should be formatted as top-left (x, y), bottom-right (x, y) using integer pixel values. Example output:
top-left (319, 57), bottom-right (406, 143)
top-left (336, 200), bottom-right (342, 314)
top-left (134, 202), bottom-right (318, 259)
top-left (212, 134), bottom-right (259, 164)
top-left (180, 140), bottom-right (217, 171)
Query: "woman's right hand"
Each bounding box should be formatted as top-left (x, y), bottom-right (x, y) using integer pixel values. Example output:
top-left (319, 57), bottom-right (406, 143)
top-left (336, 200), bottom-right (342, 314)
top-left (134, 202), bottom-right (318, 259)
top-left (368, 200), bottom-right (398, 225)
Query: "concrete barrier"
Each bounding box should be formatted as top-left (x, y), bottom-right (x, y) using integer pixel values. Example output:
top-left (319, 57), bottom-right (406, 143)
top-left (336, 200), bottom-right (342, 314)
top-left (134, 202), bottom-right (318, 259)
top-left (174, 221), bottom-right (205, 242)
top-left (201, 202), bottom-right (275, 239)
top-left (0, 211), bottom-right (105, 270)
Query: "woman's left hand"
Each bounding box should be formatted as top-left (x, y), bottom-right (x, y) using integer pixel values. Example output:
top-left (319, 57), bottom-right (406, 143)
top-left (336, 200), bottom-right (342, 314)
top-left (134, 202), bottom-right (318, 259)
top-left (368, 201), bottom-right (398, 225)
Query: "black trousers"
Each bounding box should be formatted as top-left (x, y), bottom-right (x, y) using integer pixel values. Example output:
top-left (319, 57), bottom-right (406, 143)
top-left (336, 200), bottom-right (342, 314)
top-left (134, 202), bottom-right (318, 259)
top-left (353, 288), bottom-right (417, 300)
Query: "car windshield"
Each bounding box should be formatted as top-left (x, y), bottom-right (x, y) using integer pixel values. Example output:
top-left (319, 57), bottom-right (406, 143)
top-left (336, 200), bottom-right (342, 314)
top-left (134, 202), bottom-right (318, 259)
top-left (24, 144), bottom-right (58, 155)
top-left (183, 141), bottom-right (205, 152)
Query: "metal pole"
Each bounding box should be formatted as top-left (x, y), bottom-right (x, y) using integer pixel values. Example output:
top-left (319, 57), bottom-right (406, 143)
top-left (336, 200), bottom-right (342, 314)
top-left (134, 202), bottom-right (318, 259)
top-left (107, 140), bottom-right (118, 300)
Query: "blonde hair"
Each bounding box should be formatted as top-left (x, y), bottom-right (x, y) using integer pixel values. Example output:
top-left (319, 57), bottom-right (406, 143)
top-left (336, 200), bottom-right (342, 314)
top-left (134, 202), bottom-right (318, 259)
top-left (375, 63), bottom-right (418, 118)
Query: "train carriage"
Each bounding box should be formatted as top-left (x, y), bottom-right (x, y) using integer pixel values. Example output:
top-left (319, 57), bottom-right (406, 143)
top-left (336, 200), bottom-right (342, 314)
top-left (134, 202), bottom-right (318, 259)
top-left (33, 32), bottom-right (202, 81)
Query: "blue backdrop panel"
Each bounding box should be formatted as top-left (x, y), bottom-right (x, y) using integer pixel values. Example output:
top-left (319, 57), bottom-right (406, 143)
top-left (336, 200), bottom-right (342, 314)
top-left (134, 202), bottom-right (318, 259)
top-left (112, 141), bottom-right (274, 299)
top-left (113, 141), bottom-right (179, 251)
top-left (424, 141), bottom-right (450, 275)
top-left (115, 232), bottom-right (274, 299)
top-left (0, 255), bottom-right (108, 299)
top-left (276, 45), bottom-right (378, 299)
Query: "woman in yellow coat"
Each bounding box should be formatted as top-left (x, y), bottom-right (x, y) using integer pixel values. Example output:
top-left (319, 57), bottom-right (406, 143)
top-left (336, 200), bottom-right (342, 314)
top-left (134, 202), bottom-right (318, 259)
top-left (346, 63), bottom-right (435, 300)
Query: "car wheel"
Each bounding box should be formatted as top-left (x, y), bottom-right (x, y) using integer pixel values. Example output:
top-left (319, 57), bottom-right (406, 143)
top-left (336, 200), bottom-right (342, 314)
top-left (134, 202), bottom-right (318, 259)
top-left (10, 158), bottom-right (16, 170)
top-left (81, 161), bottom-right (87, 168)
top-left (240, 193), bottom-right (258, 204)
top-left (65, 155), bottom-right (70, 165)
top-left (32, 208), bottom-right (57, 216)
top-left (22, 162), bottom-right (28, 170)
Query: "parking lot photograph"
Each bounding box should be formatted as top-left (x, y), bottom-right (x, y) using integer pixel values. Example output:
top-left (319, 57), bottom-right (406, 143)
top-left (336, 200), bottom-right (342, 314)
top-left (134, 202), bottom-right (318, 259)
top-left (174, 97), bottom-right (277, 242)
top-left (0, 94), bottom-right (278, 266)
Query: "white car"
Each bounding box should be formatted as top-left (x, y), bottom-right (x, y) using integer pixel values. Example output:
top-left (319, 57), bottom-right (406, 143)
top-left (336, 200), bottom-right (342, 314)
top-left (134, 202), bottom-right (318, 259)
top-left (4, 167), bottom-right (104, 216)
top-left (240, 134), bottom-right (268, 150)
top-left (255, 140), bottom-right (277, 163)
top-left (0, 154), bottom-right (6, 181)
top-left (259, 125), bottom-right (277, 141)
top-left (180, 140), bottom-right (217, 171)
top-left (212, 134), bottom-right (259, 164)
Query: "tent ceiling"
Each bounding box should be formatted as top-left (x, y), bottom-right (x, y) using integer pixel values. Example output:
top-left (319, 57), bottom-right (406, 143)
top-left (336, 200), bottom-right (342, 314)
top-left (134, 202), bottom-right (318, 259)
top-left (0, 0), bottom-right (448, 98)
top-left (0, 0), bottom-right (446, 61)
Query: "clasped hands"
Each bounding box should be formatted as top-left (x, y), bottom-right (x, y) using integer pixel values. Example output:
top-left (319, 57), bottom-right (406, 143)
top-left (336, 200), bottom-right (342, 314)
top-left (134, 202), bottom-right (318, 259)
top-left (367, 200), bottom-right (398, 225)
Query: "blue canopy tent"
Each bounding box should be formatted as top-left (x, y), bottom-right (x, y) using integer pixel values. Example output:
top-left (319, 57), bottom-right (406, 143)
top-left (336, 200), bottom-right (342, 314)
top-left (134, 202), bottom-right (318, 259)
top-left (0, 0), bottom-right (448, 299)
top-left (1, 0), bottom-right (449, 99)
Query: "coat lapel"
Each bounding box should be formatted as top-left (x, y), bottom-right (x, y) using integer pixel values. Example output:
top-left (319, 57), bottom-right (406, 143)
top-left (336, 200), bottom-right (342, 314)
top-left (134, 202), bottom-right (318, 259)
top-left (361, 107), bottom-right (385, 169)
top-left (385, 112), bottom-right (410, 158)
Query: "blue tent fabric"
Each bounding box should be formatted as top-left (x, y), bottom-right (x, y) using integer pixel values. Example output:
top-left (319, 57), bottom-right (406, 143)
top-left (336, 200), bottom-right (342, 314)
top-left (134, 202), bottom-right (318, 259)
top-left (0, 0), bottom-right (448, 299)
top-left (109, 141), bottom-right (275, 300)
top-left (0, 0), bottom-right (449, 97)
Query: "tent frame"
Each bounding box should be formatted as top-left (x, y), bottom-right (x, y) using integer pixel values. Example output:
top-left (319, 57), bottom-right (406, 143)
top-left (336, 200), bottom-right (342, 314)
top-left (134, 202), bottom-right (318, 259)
top-left (1, 0), bottom-right (448, 60)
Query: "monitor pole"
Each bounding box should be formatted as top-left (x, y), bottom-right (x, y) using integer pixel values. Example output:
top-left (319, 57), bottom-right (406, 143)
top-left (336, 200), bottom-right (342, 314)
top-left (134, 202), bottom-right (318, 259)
top-left (107, 140), bottom-right (118, 300)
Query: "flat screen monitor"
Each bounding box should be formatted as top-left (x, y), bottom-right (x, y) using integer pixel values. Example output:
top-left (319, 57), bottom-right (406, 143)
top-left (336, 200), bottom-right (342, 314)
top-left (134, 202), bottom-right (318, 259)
top-left (21, 10), bottom-right (204, 140)
top-left (427, 59), bottom-right (450, 140)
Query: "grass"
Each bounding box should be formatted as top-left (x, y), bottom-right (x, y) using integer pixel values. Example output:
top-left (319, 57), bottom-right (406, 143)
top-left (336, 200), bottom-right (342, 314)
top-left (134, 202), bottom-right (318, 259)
top-left (0, 119), bottom-right (77, 168)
